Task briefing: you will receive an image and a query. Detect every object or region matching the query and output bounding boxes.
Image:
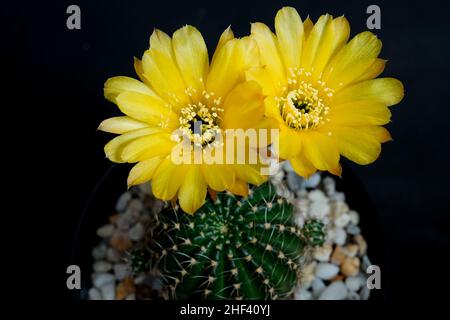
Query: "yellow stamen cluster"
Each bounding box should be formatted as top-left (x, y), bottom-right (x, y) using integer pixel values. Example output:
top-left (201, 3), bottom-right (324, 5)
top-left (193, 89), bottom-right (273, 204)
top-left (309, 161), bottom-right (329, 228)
top-left (277, 67), bottom-right (334, 131)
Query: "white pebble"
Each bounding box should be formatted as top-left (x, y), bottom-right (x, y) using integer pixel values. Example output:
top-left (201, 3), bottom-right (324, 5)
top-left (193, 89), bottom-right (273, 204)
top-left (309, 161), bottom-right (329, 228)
top-left (294, 288), bottom-right (312, 300)
top-left (100, 283), bottom-right (116, 300)
top-left (96, 224), bottom-right (115, 238)
top-left (334, 213), bottom-right (351, 228)
top-left (315, 263), bottom-right (340, 280)
top-left (347, 291), bottom-right (361, 300)
top-left (348, 210), bottom-right (360, 225)
top-left (92, 273), bottom-right (115, 288)
top-left (312, 278), bottom-right (326, 297)
top-left (106, 248), bottom-right (121, 263)
top-left (93, 261), bottom-right (112, 273)
top-left (92, 244), bottom-right (107, 260)
top-left (360, 283), bottom-right (371, 300)
top-left (345, 275), bottom-right (363, 291)
top-left (114, 263), bottom-right (131, 281)
top-left (116, 192), bottom-right (131, 212)
top-left (346, 224), bottom-right (361, 235)
top-left (313, 244), bottom-right (332, 262)
top-left (128, 222), bottom-right (144, 241)
top-left (303, 173), bottom-right (321, 189)
top-left (88, 287), bottom-right (102, 300)
top-left (332, 228), bottom-right (347, 245)
top-left (309, 201), bottom-right (330, 220)
top-left (319, 281), bottom-right (348, 300)
top-left (308, 189), bottom-right (327, 202)
top-left (282, 160), bottom-right (295, 173)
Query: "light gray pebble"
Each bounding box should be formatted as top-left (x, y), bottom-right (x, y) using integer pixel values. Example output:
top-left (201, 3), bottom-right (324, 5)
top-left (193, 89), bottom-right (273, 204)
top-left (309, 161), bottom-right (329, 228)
top-left (106, 247), bottom-right (121, 263)
top-left (88, 287), bottom-right (102, 300)
top-left (287, 172), bottom-right (304, 191)
top-left (93, 261), bottom-right (112, 273)
top-left (92, 244), bottom-right (107, 260)
top-left (303, 173), bottom-right (321, 189)
top-left (308, 189), bottom-right (327, 202)
top-left (334, 213), bottom-right (351, 228)
top-left (92, 272), bottom-right (115, 288)
top-left (114, 263), bottom-right (131, 281)
top-left (345, 275), bottom-right (363, 292)
top-left (348, 210), bottom-right (360, 225)
top-left (312, 278), bottom-right (326, 297)
top-left (116, 214), bottom-right (134, 231)
top-left (116, 192), bottom-right (131, 212)
top-left (100, 283), bottom-right (116, 300)
top-left (332, 228), bottom-right (347, 245)
top-left (315, 263), bottom-right (340, 280)
top-left (346, 223), bottom-right (361, 235)
top-left (294, 288), bottom-right (312, 300)
top-left (319, 281), bottom-right (348, 300)
top-left (360, 283), bottom-right (371, 300)
top-left (347, 291), bottom-right (361, 300)
top-left (128, 222), bottom-right (144, 241)
top-left (96, 224), bottom-right (115, 238)
top-left (282, 160), bottom-right (295, 173)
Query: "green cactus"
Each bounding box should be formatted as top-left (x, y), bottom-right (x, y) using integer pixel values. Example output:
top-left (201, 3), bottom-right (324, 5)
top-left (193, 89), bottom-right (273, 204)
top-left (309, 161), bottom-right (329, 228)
top-left (143, 182), bottom-right (324, 300)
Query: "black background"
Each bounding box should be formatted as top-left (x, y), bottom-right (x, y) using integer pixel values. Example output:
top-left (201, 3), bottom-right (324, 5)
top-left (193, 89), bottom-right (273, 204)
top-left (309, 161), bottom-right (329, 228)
top-left (6, 0), bottom-right (450, 304)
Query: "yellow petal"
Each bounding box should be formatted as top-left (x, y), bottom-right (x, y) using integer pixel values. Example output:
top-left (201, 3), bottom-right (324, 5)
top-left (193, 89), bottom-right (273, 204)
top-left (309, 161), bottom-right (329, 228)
top-left (301, 131), bottom-right (340, 171)
top-left (172, 25), bottom-right (209, 95)
top-left (250, 22), bottom-right (286, 88)
top-left (116, 91), bottom-right (178, 128)
top-left (234, 164), bottom-right (267, 186)
top-left (178, 165), bottom-right (207, 214)
top-left (275, 6), bottom-right (304, 69)
top-left (352, 58), bottom-right (386, 83)
top-left (322, 31), bottom-right (382, 87)
top-left (331, 126), bottom-right (383, 165)
top-left (354, 125), bottom-right (392, 143)
top-left (211, 26), bottom-right (235, 66)
top-left (332, 78), bottom-right (404, 106)
top-left (98, 116), bottom-right (148, 134)
top-left (127, 156), bottom-right (163, 187)
top-left (104, 76), bottom-right (158, 103)
top-left (311, 16), bottom-right (350, 79)
top-left (275, 126), bottom-right (300, 160)
top-left (228, 179), bottom-right (249, 197)
top-left (121, 132), bottom-right (175, 162)
top-left (151, 159), bottom-right (187, 200)
top-left (206, 39), bottom-right (244, 98)
top-left (289, 154), bottom-right (317, 178)
top-left (133, 57), bottom-right (146, 83)
top-left (222, 81), bottom-right (264, 129)
top-left (149, 29), bottom-right (173, 56)
top-left (245, 67), bottom-right (276, 96)
top-left (141, 48), bottom-right (189, 108)
top-left (202, 164), bottom-right (235, 192)
top-left (303, 16), bottom-right (314, 39)
top-left (301, 14), bottom-right (332, 71)
top-left (328, 101), bottom-right (392, 126)
top-left (104, 127), bottom-right (159, 163)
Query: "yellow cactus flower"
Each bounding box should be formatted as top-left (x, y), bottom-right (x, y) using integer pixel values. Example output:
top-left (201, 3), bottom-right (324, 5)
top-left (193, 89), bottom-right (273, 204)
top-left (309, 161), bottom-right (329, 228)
top-left (248, 7), bottom-right (404, 177)
top-left (99, 25), bottom-right (272, 214)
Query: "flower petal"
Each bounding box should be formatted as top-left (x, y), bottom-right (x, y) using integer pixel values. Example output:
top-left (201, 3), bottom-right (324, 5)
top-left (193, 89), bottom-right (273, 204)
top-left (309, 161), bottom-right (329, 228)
top-left (245, 67), bottom-right (276, 96)
top-left (127, 156), bottom-right (163, 187)
top-left (98, 116), bottom-right (148, 134)
top-left (275, 6), bottom-right (304, 69)
top-left (202, 164), bottom-right (235, 192)
top-left (116, 91), bottom-right (179, 128)
top-left (121, 132), bottom-right (175, 162)
top-left (250, 22), bottom-right (286, 90)
top-left (301, 131), bottom-right (340, 171)
top-left (234, 164), bottom-right (267, 186)
top-left (172, 26), bottom-right (209, 95)
top-left (104, 127), bottom-right (159, 163)
top-left (332, 78), bottom-right (404, 106)
top-left (151, 159), bottom-right (188, 200)
top-left (228, 179), bottom-right (249, 197)
top-left (301, 14), bottom-right (332, 71)
top-left (104, 76), bottom-right (158, 103)
top-left (178, 165), bottom-right (207, 214)
top-left (289, 154), bottom-right (316, 178)
top-left (328, 101), bottom-right (392, 126)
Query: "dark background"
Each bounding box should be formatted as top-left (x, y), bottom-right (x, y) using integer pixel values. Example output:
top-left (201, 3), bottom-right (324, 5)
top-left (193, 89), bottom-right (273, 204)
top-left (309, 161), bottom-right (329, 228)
top-left (6, 0), bottom-right (450, 303)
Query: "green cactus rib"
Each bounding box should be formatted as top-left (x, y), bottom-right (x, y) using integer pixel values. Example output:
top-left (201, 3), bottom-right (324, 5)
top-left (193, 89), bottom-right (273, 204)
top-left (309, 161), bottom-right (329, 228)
top-left (146, 182), bottom-right (316, 300)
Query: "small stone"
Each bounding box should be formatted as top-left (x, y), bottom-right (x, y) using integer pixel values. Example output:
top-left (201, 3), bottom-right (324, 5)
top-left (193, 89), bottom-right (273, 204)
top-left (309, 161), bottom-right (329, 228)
top-left (93, 261), bottom-right (112, 273)
top-left (312, 278), bottom-right (326, 297)
top-left (348, 210), bottom-right (360, 225)
top-left (282, 160), bottom-right (295, 173)
top-left (114, 263), bottom-right (131, 281)
top-left (308, 189), bottom-right (327, 202)
top-left (347, 291), bottom-right (361, 300)
top-left (345, 275), bottom-right (364, 291)
top-left (110, 230), bottom-right (132, 251)
top-left (88, 287), bottom-right (102, 300)
top-left (362, 255), bottom-right (372, 270)
top-left (360, 283), bottom-right (371, 300)
top-left (331, 246), bottom-right (346, 265)
top-left (323, 177), bottom-right (336, 196)
top-left (334, 213), bottom-right (351, 228)
top-left (354, 235), bottom-right (368, 256)
top-left (116, 277), bottom-right (135, 300)
top-left (127, 198), bottom-right (144, 219)
top-left (309, 201), bottom-right (330, 220)
top-left (96, 224), bottom-right (115, 238)
top-left (331, 274), bottom-right (345, 282)
top-left (346, 223), bottom-right (361, 235)
top-left (116, 214), bottom-right (134, 231)
top-left (106, 248), bottom-right (121, 263)
top-left (319, 281), bottom-right (348, 300)
top-left (100, 283), bottom-right (116, 300)
top-left (92, 244), bottom-right (107, 260)
top-left (287, 172), bottom-right (304, 191)
top-left (313, 244), bottom-right (333, 262)
top-left (128, 222), bottom-right (144, 241)
top-left (116, 191), bottom-right (131, 212)
top-left (315, 263), bottom-right (340, 280)
top-left (294, 288), bottom-right (312, 300)
top-left (92, 273), bottom-right (115, 288)
top-left (341, 257), bottom-right (360, 277)
top-left (343, 244), bottom-right (359, 257)
top-left (329, 192), bottom-right (345, 202)
top-left (332, 228), bottom-right (347, 245)
top-left (303, 173), bottom-right (321, 189)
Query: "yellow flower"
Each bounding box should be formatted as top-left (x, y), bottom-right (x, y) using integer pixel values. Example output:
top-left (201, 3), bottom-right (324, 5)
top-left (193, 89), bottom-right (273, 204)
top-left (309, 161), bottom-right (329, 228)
top-left (247, 7), bottom-right (404, 177)
top-left (99, 25), bottom-right (270, 214)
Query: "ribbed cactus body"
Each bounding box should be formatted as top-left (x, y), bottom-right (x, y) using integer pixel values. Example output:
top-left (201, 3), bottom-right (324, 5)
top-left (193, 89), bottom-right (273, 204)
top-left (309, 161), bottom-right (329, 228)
top-left (146, 182), bottom-right (322, 300)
